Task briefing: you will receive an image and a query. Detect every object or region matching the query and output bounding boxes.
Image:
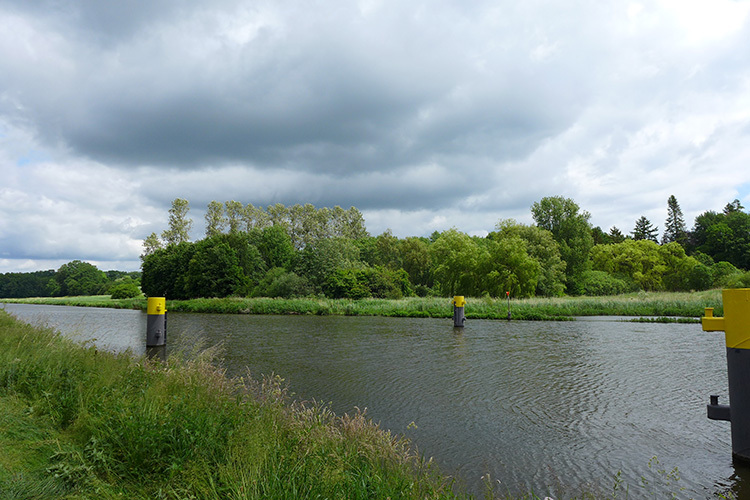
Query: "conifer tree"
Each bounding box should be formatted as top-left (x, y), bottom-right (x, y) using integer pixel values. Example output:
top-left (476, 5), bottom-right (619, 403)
top-left (632, 216), bottom-right (658, 242)
top-left (662, 195), bottom-right (687, 245)
top-left (608, 226), bottom-right (625, 243)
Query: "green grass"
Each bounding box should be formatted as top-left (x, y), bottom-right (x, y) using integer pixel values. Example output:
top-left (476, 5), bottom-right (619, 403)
top-left (1, 290), bottom-right (724, 321)
top-left (0, 310), bottom-right (461, 499)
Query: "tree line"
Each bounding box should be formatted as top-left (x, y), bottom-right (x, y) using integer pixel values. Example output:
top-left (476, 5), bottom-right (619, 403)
top-left (0, 261), bottom-right (141, 299)
top-left (4, 196), bottom-right (748, 299)
top-left (138, 196), bottom-right (750, 300)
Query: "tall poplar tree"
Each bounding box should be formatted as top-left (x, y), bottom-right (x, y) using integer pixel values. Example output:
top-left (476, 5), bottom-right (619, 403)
top-left (205, 200), bottom-right (226, 237)
top-left (225, 200), bottom-right (244, 234)
top-left (662, 195), bottom-right (687, 246)
top-left (161, 198), bottom-right (193, 245)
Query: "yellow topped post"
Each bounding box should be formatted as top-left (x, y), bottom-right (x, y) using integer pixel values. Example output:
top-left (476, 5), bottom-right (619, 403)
top-left (702, 288), bottom-right (750, 461)
top-left (146, 297), bottom-right (167, 347)
top-left (702, 289), bottom-right (750, 349)
top-left (452, 296), bottom-right (466, 327)
top-left (147, 297), bottom-right (166, 316)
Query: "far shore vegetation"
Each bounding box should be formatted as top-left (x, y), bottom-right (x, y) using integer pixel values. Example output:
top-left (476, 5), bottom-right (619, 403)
top-left (1, 289), bottom-right (723, 322)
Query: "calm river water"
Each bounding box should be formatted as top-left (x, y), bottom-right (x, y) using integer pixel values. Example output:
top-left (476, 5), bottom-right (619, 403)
top-left (2, 303), bottom-right (747, 499)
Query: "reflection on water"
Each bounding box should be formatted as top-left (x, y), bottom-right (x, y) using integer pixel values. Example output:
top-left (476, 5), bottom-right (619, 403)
top-left (0, 303), bottom-right (741, 499)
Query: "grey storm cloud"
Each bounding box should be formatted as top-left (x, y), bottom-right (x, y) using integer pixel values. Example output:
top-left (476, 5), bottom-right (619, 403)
top-left (2, 0), bottom-right (589, 176)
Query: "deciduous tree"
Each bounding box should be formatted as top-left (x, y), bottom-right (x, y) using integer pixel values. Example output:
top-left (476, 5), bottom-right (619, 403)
top-left (531, 196), bottom-right (593, 294)
top-left (161, 198), bottom-right (193, 245)
top-left (205, 201), bottom-right (226, 238)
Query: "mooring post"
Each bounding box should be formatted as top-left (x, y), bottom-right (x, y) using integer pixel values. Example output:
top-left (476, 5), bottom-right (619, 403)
top-left (453, 295), bottom-right (466, 327)
top-left (147, 297), bottom-right (167, 347)
top-left (703, 288), bottom-right (750, 461)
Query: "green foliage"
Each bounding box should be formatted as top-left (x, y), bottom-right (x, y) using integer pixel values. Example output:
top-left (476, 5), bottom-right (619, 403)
top-left (531, 196), bottom-right (593, 294)
top-left (591, 240), bottom-right (666, 291)
top-left (480, 235), bottom-right (540, 298)
top-left (692, 205), bottom-right (750, 269)
top-left (186, 238), bottom-right (244, 298)
top-left (252, 267), bottom-right (314, 298)
top-left (324, 266), bottom-right (413, 299)
top-left (591, 240), bottom-right (717, 292)
top-left (662, 195), bottom-right (688, 246)
top-left (51, 260), bottom-right (109, 297)
top-left (141, 232), bottom-right (162, 256)
top-left (297, 237), bottom-right (361, 290)
top-left (493, 220), bottom-right (566, 297)
top-left (711, 261), bottom-right (741, 287)
top-left (160, 198), bottom-right (193, 245)
top-left (631, 216), bottom-right (658, 242)
top-left (400, 236), bottom-right (433, 288)
top-left (140, 242), bottom-right (195, 299)
top-left (429, 229), bottom-right (480, 296)
top-left (723, 270), bottom-right (750, 288)
top-left (204, 200), bottom-right (226, 237)
top-left (109, 278), bottom-right (142, 299)
top-left (580, 270), bottom-right (633, 296)
top-left (0, 270), bottom-right (56, 298)
top-left (258, 225), bottom-right (296, 270)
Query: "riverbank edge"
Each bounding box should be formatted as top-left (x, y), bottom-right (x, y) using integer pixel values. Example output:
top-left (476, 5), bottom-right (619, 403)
top-left (0, 290), bottom-right (723, 321)
top-left (0, 310), bottom-right (466, 499)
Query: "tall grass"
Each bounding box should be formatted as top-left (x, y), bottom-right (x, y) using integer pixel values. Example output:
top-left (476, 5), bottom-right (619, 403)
top-left (2, 289), bottom-right (724, 320)
top-left (0, 310), bottom-right (460, 499)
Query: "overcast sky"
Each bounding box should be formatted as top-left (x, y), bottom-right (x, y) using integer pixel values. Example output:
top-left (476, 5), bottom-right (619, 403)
top-left (2, 0), bottom-right (750, 273)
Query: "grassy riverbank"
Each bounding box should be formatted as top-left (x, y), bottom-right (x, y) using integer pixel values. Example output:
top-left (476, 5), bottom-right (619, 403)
top-left (1, 289), bottom-right (723, 320)
top-left (0, 310), bottom-right (461, 499)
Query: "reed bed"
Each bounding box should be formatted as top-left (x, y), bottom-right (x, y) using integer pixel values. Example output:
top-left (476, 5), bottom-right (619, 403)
top-left (0, 310), bottom-right (461, 499)
top-left (2, 289), bottom-right (724, 321)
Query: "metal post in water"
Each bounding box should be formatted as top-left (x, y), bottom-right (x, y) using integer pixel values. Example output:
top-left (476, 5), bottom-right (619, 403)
top-left (703, 288), bottom-right (750, 461)
top-left (453, 295), bottom-right (466, 327)
top-left (147, 297), bottom-right (167, 347)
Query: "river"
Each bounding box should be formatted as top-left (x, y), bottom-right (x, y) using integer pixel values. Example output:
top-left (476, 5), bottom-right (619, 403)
top-left (1, 302), bottom-right (746, 499)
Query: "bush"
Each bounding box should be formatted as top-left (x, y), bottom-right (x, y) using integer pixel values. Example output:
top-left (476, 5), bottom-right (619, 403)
top-left (252, 268), bottom-right (314, 298)
top-left (712, 261), bottom-right (741, 288)
top-left (724, 270), bottom-right (750, 288)
top-left (687, 263), bottom-right (713, 291)
top-left (324, 266), bottom-right (414, 300)
top-left (109, 280), bottom-right (142, 299)
top-left (580, 270), bottom-right (632, 296)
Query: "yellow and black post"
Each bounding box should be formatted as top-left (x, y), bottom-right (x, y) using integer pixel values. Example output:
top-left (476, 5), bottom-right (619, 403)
top-left (453, 296), bottom-right (466, 327)
top-left (703, 288), bottom-right (750, 461)
top-left (147, 297), bottom-right (167, 347)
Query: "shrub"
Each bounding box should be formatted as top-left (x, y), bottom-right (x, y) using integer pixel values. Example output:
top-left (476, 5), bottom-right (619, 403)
top-left (109, 280), bottom-right (142, 299)
top-left (580, 270), bottom-right (632, 296)
top-left (687, 263), bottom-right (713, 291)
top-left (252, 268), bottom-right (314, 298)
top-left (724, 270), bottom-right (750, 288)
top-left (712, 261), bottom-right (741, 288)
